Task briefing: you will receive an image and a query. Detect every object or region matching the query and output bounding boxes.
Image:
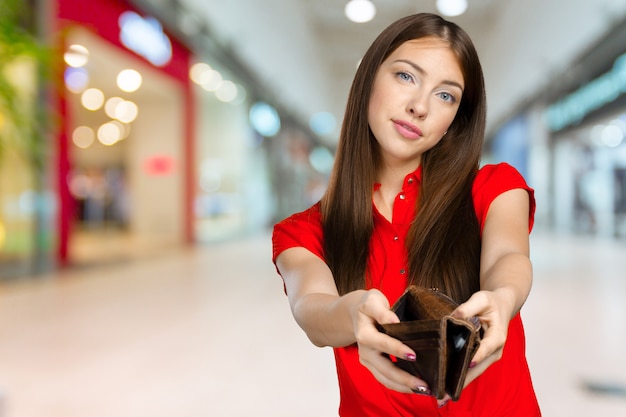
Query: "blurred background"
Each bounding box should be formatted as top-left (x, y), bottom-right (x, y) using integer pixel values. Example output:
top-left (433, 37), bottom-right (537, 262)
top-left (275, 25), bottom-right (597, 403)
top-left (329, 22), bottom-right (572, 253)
top-left (0, 0), bottom-right (625, 415)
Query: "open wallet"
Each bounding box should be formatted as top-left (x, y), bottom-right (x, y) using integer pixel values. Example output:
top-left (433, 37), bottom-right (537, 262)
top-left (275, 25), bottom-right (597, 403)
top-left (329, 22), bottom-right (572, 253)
top-left (376, 286), bottom-right (482, 401)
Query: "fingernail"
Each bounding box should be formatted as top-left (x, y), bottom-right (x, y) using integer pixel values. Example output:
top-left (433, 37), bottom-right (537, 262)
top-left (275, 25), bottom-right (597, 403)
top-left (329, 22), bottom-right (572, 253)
top-left (469, 361), bottom-right (477, 368)
top-left (411, 386), bottom-right (431, 396)
top-left (404, 353), bottom-right (416, 361)
top-left (438, 400), bottom-right (449, 408)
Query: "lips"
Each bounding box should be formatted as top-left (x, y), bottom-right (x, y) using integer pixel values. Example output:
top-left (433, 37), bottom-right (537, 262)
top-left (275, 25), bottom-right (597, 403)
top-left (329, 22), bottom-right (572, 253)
top-left (393, 120), bottom-right (423, 139)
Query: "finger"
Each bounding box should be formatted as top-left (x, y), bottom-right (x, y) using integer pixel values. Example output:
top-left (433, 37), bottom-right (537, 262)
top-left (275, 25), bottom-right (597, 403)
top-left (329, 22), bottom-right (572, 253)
top-left (437, 393), bottom-right (451, 408)
top-left (360, 290), bottom-right (400, 324)
top-left (361, 349), bottom-right (430, 394)
top-left (369, 307), bottom-right (401, 325)
top-left (471, 325), bottom-right (505, 364)
top-left (451, 291), bottom-right (490, 319)
top-left (355, 321), bottom-right (417, 363)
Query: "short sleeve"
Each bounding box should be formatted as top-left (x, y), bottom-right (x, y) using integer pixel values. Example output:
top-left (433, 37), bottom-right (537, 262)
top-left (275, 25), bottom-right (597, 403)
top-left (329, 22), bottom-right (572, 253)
top-left (271, 203), bottom-right (325, 267)
top-left (473, 163), bottom-right (536, 233)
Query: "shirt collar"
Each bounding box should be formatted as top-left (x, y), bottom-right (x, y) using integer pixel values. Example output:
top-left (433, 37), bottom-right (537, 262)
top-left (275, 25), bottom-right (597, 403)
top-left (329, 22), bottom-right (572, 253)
top-left (373, 165), bottom-right (423, 191)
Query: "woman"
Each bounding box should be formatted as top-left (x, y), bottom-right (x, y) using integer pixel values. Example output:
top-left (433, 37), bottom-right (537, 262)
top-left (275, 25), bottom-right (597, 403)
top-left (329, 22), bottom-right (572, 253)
top-left (272, 13), bottom-right (541, 416)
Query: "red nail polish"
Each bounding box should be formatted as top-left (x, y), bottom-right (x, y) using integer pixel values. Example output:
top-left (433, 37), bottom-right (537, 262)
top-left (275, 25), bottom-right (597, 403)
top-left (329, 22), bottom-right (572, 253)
top-left (404, 353), bottom-right (416, 361)
top-left (469, 361), bottom-right (477, 368)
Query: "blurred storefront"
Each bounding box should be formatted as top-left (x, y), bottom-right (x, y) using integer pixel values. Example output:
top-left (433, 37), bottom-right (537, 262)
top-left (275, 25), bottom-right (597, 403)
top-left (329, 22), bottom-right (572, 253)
top-left (544, 21), bottom-right (626, 238)
top-left (1, 0), bottom-right (325, 277)
top-left (548, 98), bottom-right (626, 238)
top-left (494, 17), bottom-right (626, 239)
top-left (124, 0), bottom-right (330, 242)
top-left (54, 0), bottom-right (196, 266)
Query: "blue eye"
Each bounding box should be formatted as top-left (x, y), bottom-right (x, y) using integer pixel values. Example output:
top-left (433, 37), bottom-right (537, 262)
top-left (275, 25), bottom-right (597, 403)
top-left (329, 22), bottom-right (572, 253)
top-left (438, 92), bottom-right (456, 103)
top-left (395, 71), bottom-right (414, 83)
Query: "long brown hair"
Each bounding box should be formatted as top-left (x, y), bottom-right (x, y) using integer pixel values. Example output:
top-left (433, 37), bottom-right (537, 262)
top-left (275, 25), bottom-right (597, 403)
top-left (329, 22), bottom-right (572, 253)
top-left (321, 13), bottom-right (486, 303)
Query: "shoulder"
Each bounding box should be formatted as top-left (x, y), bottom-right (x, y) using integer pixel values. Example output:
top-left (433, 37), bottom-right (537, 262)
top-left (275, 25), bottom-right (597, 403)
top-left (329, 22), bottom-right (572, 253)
top-left (274, 202), bottom-right (322, 228)
top-left (474, 163), bottom-right (529, 190)
top-left (473, 162), bottom-right (533, 198)
top-left (473, 163), bottom-right (536, 232)
top-left (272, 203), bottom-right (324, 263)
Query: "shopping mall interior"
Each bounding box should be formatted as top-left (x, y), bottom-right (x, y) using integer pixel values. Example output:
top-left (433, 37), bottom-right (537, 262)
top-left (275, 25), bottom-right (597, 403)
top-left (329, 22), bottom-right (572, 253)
top-left (0, 0), bottom-right (625, 415)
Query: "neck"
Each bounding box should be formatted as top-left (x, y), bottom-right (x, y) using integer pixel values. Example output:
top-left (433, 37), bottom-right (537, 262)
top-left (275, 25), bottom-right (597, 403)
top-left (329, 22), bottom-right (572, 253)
top-left (376, 157), bottom-right (421, 192)
top-left (373, 159), bottom-right (420, 221)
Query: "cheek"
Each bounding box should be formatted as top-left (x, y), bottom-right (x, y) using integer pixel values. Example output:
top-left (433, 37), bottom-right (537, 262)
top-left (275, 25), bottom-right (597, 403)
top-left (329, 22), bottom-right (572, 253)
top-left (368, 78), bottom-right (388, 119)
top-left (435, 108), bottom-right (460, 134)
top-left (367, 93), bottom-right (382, 127)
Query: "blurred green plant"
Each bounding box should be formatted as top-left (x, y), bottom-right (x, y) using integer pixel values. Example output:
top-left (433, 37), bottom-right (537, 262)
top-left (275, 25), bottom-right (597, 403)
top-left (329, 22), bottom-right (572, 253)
top-left (0, 0), bottom-right (52, 171)
top-left (1, 0), bottom-right (54, 275)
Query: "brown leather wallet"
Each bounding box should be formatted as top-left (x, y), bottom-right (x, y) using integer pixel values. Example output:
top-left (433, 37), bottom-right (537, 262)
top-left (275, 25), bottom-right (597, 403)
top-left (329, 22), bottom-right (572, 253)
top-left (376, 286), bottom-right (481, 401)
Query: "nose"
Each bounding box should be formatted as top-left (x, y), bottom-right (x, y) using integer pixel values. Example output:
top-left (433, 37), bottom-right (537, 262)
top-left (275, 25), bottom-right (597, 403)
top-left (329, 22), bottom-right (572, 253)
top-left (407, 93), bottom-right (428, 119)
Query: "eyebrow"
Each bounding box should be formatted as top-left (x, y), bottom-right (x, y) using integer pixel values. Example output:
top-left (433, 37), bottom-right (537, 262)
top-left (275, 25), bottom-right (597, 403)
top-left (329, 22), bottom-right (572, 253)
top-left (394, 59), bottom-right (464, 92)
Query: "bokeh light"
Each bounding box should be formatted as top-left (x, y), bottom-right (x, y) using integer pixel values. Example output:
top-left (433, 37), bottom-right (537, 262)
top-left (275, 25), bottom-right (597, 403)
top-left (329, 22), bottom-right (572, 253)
top-left (64, 44), bottom-right (89, 67)
top-left (117, 69), bottom-right (142, 92)
top-left (105, 97), bottom-right (125, 119)
top-left (190, 62), bottom-right (212, 85)
top-left (201, 69), bottom-right (223, 92)
top-left (309, 146), bottom-right (335, 174)
top-left (436, 0), bottom-right (468, 17)
top-left (97, 122), bottom-right (122, 145)
top-left (114, 100), bottom-right (139, 123)
top-left (309, 112), bottom-right (337, 136)
top-left (81, 88), bottom-right (105, 111)
top-left (249, 102), bottom-right (281, 137)
top-left (65, 67), bottom-right (89, 93)
top-left (344, 0), bottom-right (376, 23)
top-left (215, 80), bottom-right (238, 102)
top-left (72, 126), bottom-right (95, 149)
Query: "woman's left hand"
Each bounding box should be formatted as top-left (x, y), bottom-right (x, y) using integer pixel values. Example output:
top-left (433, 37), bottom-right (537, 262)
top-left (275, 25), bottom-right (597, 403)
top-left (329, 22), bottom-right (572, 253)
top-left (450, 287), bottom-right (516, 387)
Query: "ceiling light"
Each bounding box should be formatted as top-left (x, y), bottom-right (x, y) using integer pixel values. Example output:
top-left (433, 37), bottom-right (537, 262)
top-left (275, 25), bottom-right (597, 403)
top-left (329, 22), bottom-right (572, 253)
top-left (345, 0), bottom-right (376, 23)
top-left (110, 120), bottom-right (131, 140)
top-left (436, 0), bottom-right (468, 17)
top-left (190, 62), bottom-right (212, 84)
top-left (117, 69), bottom-right (142, 92)
top-left (105, 97), bottom-right (124, 118)
top-left (201, 69), bottom-right (223, 92)
top-left (72, 126), bottom-right (95, 149)
top-left (81, 88), bottom-right (105, 111)
top-left (64, 44), bottom-right (89, 67)
top-left (215, 80), bottom-right (238, 102)
top-left (98, 122), bottom-right (122, 146)
top-left (115, 100), bottom-right (139, 123)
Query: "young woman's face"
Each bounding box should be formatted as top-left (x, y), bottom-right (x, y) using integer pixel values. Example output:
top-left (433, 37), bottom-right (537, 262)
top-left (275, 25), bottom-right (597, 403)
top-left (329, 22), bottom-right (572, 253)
top-left (368, 37), bottom-right (464, 168)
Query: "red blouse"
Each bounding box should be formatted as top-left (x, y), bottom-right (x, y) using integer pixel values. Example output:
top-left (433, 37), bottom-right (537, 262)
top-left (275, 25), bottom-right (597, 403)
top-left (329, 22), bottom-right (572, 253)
top-left (272, 163), bottom-right (541, 416)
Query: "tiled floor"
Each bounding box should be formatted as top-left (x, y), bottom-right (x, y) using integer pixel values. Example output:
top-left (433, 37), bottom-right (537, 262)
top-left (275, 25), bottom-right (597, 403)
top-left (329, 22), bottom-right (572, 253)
top-left (0, 231), bottom-right (624, 416)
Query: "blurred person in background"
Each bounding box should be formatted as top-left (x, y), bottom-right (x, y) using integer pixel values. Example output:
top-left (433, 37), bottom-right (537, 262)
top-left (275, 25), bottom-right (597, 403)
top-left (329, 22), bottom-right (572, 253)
top-left (272, 13), bottom-right (541, 417)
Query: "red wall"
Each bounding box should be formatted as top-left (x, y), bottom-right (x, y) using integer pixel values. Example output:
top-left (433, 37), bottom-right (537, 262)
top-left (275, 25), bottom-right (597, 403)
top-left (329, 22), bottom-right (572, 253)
top-left (57, 0), bottom-right (191, 82)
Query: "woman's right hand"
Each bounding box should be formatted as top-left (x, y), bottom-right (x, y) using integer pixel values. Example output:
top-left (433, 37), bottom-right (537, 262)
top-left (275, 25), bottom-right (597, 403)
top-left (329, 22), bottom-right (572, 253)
top-left (350, 289), bottom-right (432, 395)
top-left (277, 248), bottom-right (431, 395)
